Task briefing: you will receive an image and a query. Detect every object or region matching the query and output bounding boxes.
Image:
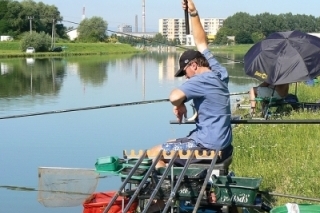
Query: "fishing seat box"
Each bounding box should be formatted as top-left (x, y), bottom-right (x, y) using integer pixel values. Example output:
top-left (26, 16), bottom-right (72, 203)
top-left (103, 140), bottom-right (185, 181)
top-left (83, 191), bottom-right (138, 213)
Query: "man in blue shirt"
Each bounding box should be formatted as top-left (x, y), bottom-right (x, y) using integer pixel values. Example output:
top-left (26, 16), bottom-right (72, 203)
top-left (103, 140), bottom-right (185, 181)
top-left (148, 0), bottom-right (233, 168)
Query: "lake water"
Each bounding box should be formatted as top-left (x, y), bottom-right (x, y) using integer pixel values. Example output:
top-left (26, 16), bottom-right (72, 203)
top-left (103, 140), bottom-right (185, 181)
top-left (0, 52), bottom-right (257, 213)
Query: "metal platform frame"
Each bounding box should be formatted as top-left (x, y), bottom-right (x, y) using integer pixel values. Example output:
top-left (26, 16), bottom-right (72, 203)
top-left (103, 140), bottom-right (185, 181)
top-left (102, 150), bottom-right (271, 213)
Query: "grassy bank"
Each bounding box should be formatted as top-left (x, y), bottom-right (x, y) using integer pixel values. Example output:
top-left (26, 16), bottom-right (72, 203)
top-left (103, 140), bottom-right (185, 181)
top-left (0, 41), bottom-right (254, 58)
top-left (176, 44), bottom-right (252, 54)
top-left (0, 41), bottom-right (141, 58)
top-left (232, 83), bottom-right (320, 207)
top-left (209, 44), bottom-right (253, 53)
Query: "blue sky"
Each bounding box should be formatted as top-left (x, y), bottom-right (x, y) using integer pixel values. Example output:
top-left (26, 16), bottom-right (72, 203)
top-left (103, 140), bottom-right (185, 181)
top-left (34, 0), bottom-right (320, 32)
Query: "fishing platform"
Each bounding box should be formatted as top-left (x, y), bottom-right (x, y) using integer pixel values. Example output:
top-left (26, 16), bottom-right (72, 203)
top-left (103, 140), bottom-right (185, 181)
top-left (92, 149), bottom-right (271, 213)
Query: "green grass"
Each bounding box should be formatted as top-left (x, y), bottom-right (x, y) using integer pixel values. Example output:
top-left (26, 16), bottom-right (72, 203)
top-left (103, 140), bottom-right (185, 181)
top-left (232, 83), bottom-right (320, 207)
top-left (0, 41), bottom-right (141, 58)
top-left (209, 44), bottom-right (253, 53)
top-left (0, 41), bottom-right (254, 58)
top-left (167, 44), bottom-right (253, 54)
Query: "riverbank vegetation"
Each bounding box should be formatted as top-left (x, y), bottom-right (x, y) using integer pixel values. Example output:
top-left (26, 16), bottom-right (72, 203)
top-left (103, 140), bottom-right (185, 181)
top-left (232, 83), bottom-right (320, 206)
top-left (214, 13), bottom-right (320, 45)
top-left (209, 44), bottom-right (253, 53)
top-left (0, 41), bottom-right (141, 58)
top-left (0, 41), bottom-right (254, 58)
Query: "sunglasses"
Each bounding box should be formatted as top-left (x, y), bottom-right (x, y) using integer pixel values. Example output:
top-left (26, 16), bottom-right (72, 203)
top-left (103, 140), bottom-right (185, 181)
top-left (182, 61), bottom-right (196, 76)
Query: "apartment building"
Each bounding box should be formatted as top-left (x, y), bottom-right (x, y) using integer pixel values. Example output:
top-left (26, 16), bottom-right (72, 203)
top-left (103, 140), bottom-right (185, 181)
top-left (118, 24), bottom-right (133, 33)
top-left (159, 18), bottom-right (225, 44)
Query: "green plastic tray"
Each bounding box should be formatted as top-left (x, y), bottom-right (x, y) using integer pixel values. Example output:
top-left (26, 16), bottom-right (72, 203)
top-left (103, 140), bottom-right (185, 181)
top-left (211, 176), bottom-right (262, 205)
top-left (95, 156), bottom-right (120, 172)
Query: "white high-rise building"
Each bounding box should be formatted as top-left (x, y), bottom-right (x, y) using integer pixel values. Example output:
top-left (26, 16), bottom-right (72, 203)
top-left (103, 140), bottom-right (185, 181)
top-left (118, 24), bottom-right (133, 33)
top-left (159, 18), bottom-right (225, 44)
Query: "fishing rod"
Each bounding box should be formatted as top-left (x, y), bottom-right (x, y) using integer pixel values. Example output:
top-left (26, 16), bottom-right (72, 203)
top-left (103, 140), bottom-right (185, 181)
top-left (170, 119), bottom-right (320, 124)
top-left (184, 0), bottom-right (190, 35)
top-left (0, 185), bottom-right (93, 196)
top-left (62, 20), bottom-right (244, 64)
top-left (0, 92), bottom-right (248, 120)
top-left (259, 191), bottom-right (320, 202)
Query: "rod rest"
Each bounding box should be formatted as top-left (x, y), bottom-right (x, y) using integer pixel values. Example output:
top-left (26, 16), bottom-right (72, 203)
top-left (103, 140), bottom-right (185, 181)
top-left (170, 115), bottom-right (242, 125)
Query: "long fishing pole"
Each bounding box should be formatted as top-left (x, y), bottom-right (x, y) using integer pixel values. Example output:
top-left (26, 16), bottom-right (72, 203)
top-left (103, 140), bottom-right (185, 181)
top-left (260, 191), bottom-right (320, 202)
top-left (171, 119), bottom-right (320, 124)
top-left (184, 0), bottom-right (190, 35)
top-left (0, 185), bottom-right (92, 196)
top-left (0, 91), bottom-right (248, 120)
top-left (62, 20), bottom-right (244, 64)
top-left (0, 99), bottom-right (168, 120)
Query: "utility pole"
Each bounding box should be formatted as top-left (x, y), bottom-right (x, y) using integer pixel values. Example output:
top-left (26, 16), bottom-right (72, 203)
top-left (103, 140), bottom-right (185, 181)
top-left (51, 18), bottom-right (55, 49)
top-left (27, 16), bottom-right (33, 34)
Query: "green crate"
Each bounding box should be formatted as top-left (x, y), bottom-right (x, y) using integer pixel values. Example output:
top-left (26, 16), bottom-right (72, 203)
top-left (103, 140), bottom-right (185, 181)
top-left (211, 176), bottom-right (262, 205)
top-left (271, 204), bottom-right (320, 213)
top-left (95, 156), bottom-right (121, 172)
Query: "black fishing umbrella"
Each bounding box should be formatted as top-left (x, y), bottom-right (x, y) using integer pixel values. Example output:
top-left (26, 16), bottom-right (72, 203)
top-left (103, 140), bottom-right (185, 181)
top-left (244, 30), bottom-right (320, 85)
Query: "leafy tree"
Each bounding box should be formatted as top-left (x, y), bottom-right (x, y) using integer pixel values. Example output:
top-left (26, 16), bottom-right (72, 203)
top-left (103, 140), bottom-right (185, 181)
top-left (35, 2), bottom-right (66, 39)
top-left (0, 0), bottom-right (10, 34)
top-left (20, 31), bottom-right (51, 52)
top-left (78, 16), bottom-right (108, 42)
top-left (213, 27), bottom-right (235, 44)
top-left (152, 33), bottom-right (167, 45)
top-left (6, 1), bottom-right (24, 35)
top-left (251, 32), bottom-right (265, 43)
top-left (235, 31), bottom-right (253, 44)
top-left (222, 12), bottom-right (258, 35)
top-left (5, 0), bottom-right (65, 38)
top-left (0, 19), bottom-right (9, 34)
top-left (0, 0), bottom-right (10, 18)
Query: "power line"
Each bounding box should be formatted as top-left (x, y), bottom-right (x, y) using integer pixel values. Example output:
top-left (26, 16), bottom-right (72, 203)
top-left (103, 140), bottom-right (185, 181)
top-left (61, 19), bottom-right (244, 64)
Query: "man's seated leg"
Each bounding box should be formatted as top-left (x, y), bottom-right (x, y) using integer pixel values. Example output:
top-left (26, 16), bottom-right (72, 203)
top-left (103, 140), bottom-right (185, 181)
top-left (249, 87), bottom-right (258, 116)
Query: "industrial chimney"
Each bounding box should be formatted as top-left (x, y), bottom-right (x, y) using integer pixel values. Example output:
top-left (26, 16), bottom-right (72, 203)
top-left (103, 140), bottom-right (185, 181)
top-left (142, 0), bottom-right (145, 32)
top-left (135, 15), bottom-right (138, 32)
top-left (82, 6), bottom-right (85, 20)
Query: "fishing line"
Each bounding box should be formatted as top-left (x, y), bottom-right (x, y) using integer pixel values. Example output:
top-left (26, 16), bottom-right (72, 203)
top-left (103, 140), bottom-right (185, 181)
top-left (62, 20), bottom-right (244, 64)
top-left (0, 92), bottom-right (248, 120)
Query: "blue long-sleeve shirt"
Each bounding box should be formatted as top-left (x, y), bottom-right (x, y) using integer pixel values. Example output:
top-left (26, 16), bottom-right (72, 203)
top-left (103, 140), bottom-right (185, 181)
top-left (178, 48), bottom-right (232, 150)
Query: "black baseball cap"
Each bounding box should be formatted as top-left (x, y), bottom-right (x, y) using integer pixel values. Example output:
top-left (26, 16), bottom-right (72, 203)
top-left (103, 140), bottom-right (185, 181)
top-left (175, 49), bottom-right (203, 77)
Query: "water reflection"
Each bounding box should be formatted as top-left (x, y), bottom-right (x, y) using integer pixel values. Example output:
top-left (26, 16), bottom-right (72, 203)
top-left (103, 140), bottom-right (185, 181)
top-left (0, 52), bottom-right (257, 101)
top-left (0, 58), bottom-right (63, 98)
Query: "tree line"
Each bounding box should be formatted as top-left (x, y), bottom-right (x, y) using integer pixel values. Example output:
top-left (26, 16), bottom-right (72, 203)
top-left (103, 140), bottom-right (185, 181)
top-left (0, 0), bottom-right (176, 45)
top-left (0, 0), bottom-right (66, 39)
top-left (214, 12), bottom-right (320, 45)
top-left (1, 0), bottom-right (320, 49)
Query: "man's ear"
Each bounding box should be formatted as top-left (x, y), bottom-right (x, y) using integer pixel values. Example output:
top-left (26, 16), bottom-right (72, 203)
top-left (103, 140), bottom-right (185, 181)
top-left (192, 62), bottom-right (198, 70)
